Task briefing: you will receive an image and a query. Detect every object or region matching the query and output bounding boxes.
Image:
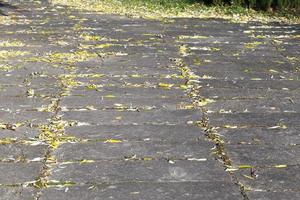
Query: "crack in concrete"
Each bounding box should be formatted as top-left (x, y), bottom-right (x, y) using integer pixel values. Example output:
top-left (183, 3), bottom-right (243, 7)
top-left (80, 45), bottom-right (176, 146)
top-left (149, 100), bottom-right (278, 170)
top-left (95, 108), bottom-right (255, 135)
top-left (173, 57), bottom-right (250, 199)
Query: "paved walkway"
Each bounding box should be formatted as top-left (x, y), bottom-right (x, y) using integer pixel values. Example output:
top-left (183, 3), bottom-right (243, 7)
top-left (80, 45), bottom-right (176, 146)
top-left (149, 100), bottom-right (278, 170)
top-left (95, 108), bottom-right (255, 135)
top-left (0, 1), bottom-right (299, 199)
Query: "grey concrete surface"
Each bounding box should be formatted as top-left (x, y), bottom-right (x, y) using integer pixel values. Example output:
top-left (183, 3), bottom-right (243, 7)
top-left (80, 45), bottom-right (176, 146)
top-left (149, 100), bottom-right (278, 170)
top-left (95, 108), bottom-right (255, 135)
top-left (0, 0), bottom-right (299, 199)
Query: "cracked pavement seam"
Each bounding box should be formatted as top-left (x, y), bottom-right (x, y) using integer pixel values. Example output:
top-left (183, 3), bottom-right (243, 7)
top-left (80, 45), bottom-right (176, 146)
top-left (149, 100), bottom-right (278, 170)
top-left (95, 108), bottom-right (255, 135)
top-left (172, 57), bottom-right (249, 200)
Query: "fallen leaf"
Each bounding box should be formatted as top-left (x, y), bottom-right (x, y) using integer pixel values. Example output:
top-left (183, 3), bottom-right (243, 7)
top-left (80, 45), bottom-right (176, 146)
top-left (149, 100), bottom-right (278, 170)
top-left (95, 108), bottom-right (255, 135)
top-left (104, 139), bottom-right (122, 143)
top-left (243, 174), bottom-right (255, 180)
top-left (80, 159), bottom-right (95, 164)
top-left (274, 164), bottom-right (287, 168)
top-left (239, 165), bottom-right (253, 169)
top-left (158, 83), bottom-right (174, 89)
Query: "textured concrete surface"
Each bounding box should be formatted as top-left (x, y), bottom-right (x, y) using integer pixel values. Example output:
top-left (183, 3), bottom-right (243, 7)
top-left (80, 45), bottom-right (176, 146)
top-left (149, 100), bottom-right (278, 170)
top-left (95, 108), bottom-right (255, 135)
top-left (0, 0), bottom-right (299, 199)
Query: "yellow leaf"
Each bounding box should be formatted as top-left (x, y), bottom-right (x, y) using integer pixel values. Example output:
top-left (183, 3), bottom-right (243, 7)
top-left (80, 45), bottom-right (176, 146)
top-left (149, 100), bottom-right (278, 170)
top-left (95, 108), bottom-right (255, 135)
top-left (177, 103), bottom-right (194, 110)
top-left (142, 157), bottom-right (153, 161)
top-left (104, 139), bottom-right (122, 143)
top-left (198, 98), bottom-right (215, 106)
top-left (179, 45), bottom-right (189, 56)
top-left (268, 123), bottom-right (287, 130)
top-left (130, 74), bottom-right (141, 78)
top-left (50, 140), bottom-right (61, 149)
top-left (27, 89), bottom-right (35, 98)
top-left (158, 83), bottom-right (174, 89)
top-left (244, 41), bottom-right (263, 49)
top-left (86, 84), bottom-right (98, 90)
top-left (104, 94), bottom-right (116, 98)
top-left (239, 165), bottom-right (253, 169)
top-left (274, 165), bottom-right (287, 168)
top-left (269, 69), bottom-right (279, 73)
top-left (180, 84), bottom-right (188, 90)
top-left (225, 167), bottom-right (239, 172)
top-left (86, 105), bottom-right (97, 110)
top-left (96, 43), bottom-right (112, 48)
top-left (0, 138), bottom-right (15, 145)
top-left (224, 125), bottom-right (238, 129)
top-left (80, 159), bottom-right (95, 164)
top-left (201, 74), bottom-right (214, 79)
top-left (183, 105), bottom-right (194, 109)
top-left (243, 175), bottom-right (255, 180)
